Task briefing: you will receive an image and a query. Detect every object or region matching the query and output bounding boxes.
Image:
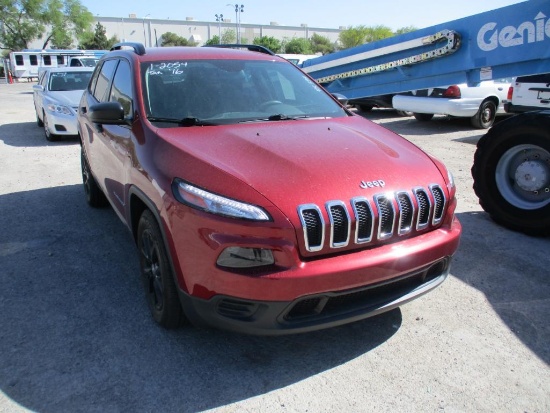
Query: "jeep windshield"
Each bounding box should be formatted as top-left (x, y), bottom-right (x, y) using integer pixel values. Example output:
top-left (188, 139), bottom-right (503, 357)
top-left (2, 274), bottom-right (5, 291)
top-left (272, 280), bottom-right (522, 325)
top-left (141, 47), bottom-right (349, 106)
top-left (141, 59), bottom-right (348, 126)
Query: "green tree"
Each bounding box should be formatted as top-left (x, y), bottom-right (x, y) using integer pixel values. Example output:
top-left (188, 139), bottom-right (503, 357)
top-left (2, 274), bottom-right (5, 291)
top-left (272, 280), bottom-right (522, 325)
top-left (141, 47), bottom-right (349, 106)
top-left (338, 26), bottom-right (368, 49)
top-left (78, 22), bottom-right (118, 50)
top-left (1, 0), bottom-right (48, 50)
top-left (309, 33), bottom-right (334, 55)
top-left (0, 0), bottom-right (93, 50)
top-left (221, 29), bottom-right (236, 44)
top-left (160, 31), bottom-right (191, 46)
top-left (284, 38), bottom-right (313, 54)
top-left (205, 35), bottom-right (220, 46)
top-left (253, 36), bottom-right (281, 53)
top-left (394, 26), bottom-right (418, 35)
top-left (44, 0), bottom-right (94, 48)
top-left (338, 25), bottom-right (396, 49)
top-left (364, 25), bottom-right (393, 43)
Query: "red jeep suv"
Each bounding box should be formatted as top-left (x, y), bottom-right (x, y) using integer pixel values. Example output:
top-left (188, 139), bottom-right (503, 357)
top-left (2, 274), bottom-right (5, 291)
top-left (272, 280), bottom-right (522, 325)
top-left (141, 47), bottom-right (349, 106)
top-left (78, 43), bottom-right (461, 335)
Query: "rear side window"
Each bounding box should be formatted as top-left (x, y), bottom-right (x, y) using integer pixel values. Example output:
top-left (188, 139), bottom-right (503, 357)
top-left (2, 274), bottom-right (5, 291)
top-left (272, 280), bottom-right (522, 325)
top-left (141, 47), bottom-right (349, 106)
top-left (15, 55), bottom-right (24, 66)
top-left (92, 59), bottom-right (118, 102)
top-left (43, 55), bottom-right (51, 65)
top-left (30, 55), bottom-right (38, 66)
top-left (516, 73), bottom-right (550, 83)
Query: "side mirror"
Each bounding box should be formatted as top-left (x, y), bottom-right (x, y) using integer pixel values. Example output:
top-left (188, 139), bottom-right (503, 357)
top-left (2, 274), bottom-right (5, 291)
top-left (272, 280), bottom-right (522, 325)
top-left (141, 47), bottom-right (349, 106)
top-left (33, 85), bottom-right (44, 92)
top-left (89, 102), bottom-right (127, 125)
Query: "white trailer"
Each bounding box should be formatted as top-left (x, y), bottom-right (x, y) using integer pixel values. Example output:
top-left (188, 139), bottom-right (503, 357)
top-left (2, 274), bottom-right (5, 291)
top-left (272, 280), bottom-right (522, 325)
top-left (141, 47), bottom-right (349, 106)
top-left (8, 49), bottom-right (105, 80)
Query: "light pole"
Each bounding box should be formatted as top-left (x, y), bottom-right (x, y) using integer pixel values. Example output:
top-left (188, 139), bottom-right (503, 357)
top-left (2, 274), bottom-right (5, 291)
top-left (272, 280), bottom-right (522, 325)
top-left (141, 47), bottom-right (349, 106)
top-left (227, 4), bottom-right (244, 43)
top-left (215, 13), bottom-right (223, 42)
top-left (142, 14), bottom-right (150, 47)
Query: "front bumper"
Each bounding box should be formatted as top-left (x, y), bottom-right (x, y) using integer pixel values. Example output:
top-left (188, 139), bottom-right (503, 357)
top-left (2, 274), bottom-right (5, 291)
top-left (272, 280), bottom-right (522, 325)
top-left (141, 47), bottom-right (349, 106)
top-left (45, 109), bottom-right (79, 136)
top-left (171, 213), bottom-right (461, 334)
top-left (179, 257), bottom-right (452, 335)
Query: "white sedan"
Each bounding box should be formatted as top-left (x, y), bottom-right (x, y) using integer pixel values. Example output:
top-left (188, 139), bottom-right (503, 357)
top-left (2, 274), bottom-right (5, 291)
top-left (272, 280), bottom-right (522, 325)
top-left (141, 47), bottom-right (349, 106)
top-left (392, 79), bottom-right (511, 129)
top-left (33, 67), bottom-right (94, 141)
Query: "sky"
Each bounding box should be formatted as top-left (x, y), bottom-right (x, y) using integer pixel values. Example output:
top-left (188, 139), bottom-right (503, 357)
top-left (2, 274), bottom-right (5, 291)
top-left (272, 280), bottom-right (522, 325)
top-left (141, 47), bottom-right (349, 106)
top-left (79, 0), bottom-right (527, 31)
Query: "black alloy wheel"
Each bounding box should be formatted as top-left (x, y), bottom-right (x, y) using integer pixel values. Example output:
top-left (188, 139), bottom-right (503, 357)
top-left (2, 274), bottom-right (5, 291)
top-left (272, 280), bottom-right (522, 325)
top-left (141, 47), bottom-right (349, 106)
top-left (138, 210), bottom-right (186, 329)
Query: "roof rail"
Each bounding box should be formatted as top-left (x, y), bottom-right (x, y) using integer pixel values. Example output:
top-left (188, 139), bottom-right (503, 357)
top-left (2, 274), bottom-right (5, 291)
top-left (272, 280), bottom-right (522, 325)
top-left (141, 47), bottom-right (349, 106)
top-left (110, 42), bottom-right (146, 55)
top-left (203, 44), bottom-right (275, 56)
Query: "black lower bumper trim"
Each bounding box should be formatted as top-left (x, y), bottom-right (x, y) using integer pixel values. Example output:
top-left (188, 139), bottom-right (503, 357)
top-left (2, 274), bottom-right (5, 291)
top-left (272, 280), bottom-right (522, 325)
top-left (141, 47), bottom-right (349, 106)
top-left (177, 257), bottom-right (452, 335)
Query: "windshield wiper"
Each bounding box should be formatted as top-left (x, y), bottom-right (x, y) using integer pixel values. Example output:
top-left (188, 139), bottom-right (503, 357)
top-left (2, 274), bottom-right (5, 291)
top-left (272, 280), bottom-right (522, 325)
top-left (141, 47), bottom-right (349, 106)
top-left (239, 114), bottom-right (309, 123)
top-left (147, 116), bottom-right (180, 124)
top-left (268, 114), bottom-right (296, 121)
top-left (179, 117), bottom-right (217, 126)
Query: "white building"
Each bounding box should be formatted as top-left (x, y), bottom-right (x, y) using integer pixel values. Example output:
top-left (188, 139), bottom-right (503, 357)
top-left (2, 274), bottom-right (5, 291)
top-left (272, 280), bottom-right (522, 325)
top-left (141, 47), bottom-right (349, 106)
top-left (92, 15), bottom-right (342, 48)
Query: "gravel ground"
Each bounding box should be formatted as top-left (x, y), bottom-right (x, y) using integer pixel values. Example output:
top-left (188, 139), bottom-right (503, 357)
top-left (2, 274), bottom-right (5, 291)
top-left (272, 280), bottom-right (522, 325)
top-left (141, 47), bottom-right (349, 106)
top-left (0, 81), bottom-right (548, 413)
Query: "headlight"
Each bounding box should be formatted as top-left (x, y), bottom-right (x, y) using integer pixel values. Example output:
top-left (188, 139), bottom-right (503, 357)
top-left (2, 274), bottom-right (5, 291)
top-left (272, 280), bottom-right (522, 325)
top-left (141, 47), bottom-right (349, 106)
top-left (172, 179), bottom-right (271, 221)
top-left (447, 169), bottom-right (455, 189)
top-left (46, 103), bottom-right (73, 116)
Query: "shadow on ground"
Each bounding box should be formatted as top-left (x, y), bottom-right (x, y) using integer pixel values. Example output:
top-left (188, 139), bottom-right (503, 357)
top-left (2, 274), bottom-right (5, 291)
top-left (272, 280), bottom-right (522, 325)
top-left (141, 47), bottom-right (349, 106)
top-left (0, 184), bottom-right (402, 412)
top-left (452, 210), bottom-right (550, 364)
top-left (0, 121), bottom-right (79, 148)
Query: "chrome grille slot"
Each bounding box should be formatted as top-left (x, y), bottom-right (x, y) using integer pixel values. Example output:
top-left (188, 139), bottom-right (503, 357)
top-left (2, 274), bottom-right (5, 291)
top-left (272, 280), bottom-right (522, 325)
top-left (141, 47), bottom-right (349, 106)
top-left (414, 188), bottom-right (432, 230)
top-left (430, 184), bottom-right (446, 224)
top-left (374, 194), bottom-right (395, 240)
top-left (351, 197), bottom-right (374, 243)
top-left (396, 191), bottom-right (414, 235)
top-left (297, 185), bottom-right (447, 252)
top-left (298, 204), bottom-right (325, 252)
top-left (326, 201), bottom-right (350, 248)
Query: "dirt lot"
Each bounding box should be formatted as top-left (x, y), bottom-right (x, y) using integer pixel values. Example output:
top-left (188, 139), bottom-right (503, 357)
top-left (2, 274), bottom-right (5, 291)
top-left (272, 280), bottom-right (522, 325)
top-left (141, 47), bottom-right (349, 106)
top-left (0, 81), bottom-right (548, 412)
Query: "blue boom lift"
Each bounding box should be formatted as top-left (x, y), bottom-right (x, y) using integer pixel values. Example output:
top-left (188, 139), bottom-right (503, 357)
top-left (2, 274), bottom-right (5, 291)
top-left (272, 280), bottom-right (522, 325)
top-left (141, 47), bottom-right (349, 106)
top-left (302, 0), bottom-right (550, 235)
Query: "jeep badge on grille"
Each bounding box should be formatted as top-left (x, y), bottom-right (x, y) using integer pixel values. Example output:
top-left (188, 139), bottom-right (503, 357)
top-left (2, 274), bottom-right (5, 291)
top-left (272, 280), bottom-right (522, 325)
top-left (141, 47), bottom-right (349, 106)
top-left (360, 180), bottom-right (386, 189)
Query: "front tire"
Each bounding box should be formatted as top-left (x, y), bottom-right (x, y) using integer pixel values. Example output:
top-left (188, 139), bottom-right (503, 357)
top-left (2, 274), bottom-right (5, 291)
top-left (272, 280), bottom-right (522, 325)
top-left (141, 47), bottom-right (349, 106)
top-left (471, 100), bottom-right (497, 129)
top-left (35, 107), bottom-right (44, 127)
top-left (138, 210), bottom-right (186, 329)
top-left (472, 117), bottom-right (550, 236)
top-left (43, 112), bottom-right (58, 142)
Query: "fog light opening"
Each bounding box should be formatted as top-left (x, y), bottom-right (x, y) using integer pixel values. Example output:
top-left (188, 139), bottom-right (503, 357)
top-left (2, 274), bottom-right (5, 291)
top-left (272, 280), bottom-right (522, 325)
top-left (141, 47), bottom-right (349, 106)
top-left (217, 247), bottom-right (275, 269)
top-left (425, 259), bottom-right (449, 282)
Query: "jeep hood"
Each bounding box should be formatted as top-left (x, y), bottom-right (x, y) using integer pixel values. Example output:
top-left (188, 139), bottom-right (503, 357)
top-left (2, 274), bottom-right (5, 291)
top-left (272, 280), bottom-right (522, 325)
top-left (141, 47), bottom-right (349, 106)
top-left (156, 116), bottom-right (446, 212)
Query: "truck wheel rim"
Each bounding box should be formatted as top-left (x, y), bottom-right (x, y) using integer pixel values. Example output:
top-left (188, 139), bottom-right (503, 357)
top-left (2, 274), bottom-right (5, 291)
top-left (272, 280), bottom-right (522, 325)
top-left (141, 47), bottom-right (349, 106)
top-left (495, 144), bottom-right (550, 210)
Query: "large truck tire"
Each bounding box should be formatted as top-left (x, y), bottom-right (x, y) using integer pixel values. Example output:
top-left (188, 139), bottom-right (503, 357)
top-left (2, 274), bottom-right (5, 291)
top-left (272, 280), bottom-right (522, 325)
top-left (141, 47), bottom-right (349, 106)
top-left (471, 111), bottom-right (550, 236)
